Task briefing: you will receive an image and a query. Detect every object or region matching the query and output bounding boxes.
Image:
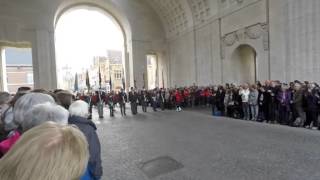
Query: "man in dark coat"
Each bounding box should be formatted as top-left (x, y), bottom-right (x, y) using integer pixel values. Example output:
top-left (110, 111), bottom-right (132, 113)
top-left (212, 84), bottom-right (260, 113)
top-left (140, 90), bottom-right (148, 112)
top-left (118, 89), bottom-right (127, 116)
top-left (129, 87), bottom-right (138, 115)
top-left (68, 100), bottom-right (103, 180)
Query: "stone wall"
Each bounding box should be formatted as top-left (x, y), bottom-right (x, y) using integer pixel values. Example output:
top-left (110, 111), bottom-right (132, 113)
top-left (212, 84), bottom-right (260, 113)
top-left (167, 0), bottom-right (320, 86)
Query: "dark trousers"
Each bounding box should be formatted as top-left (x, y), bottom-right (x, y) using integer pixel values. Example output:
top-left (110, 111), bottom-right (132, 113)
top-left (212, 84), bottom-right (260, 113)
top-left (131, 102), bottom-right (137, 115)
top-left (268, 102), bottom-right (276, 122)
top-left (152, 101), bottom-right (157, 111)
top-left (120, 103), bottom-right (126, 116)
top-left (278, 105), bottom-right (289, 125)
top-left (109, 107), bottom-right (114, 117)
top-left (160, 101), bottom-right (165, 110)
top-left (141, 102), bottom-right (147, 112)
top-left (305, 110), bottom-right (318, 127)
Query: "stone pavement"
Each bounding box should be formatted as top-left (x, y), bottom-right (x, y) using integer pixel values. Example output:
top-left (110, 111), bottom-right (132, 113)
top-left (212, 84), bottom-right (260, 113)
top-left (93, 106), bottom-right (320, 180)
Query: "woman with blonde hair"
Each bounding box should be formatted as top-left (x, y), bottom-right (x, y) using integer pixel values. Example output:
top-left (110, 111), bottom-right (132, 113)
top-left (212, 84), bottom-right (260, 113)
top-left (0, 122), bottom-right (89, 180)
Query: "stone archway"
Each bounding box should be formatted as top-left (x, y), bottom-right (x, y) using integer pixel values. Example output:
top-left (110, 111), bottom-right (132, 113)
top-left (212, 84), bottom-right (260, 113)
top-left (54, 1), bottom-right (133, 90)
top-left (230, 44), bottom-right (257, 84)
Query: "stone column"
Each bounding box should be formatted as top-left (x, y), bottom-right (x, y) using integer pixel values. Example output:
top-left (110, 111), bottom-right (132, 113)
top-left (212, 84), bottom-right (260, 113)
top-left (0, 48), bottom-right (8, 92)
top-left (32, 30), bottom-right (57, 90)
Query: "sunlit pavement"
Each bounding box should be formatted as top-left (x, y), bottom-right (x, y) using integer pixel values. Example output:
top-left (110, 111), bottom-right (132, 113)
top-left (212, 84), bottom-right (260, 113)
top-left (93, 105), bottom-right (320, 180)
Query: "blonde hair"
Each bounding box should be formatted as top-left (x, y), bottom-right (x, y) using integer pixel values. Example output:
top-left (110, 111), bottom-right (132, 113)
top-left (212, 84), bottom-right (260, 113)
top-left (0, 122), bottom-right (89, 180)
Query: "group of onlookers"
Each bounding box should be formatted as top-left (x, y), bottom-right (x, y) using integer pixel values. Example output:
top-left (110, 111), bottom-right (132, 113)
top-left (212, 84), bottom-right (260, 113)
top-left (0, 79), bottom-right (319, 179)
top-left (85, 80), bottom-right (320, 130)
top-left (0, 87), bottom-right (103, 180)
top-left (144, 80), bottom-right (320, 129)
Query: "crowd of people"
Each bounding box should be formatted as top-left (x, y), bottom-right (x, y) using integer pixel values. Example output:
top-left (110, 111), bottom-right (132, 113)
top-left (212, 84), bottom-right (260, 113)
top-left (0, 79), bottom-right (319, 179)
top-left (82, 80), bottom-right (320, 130)
top-left (0, 87), bottom-right (103, 180)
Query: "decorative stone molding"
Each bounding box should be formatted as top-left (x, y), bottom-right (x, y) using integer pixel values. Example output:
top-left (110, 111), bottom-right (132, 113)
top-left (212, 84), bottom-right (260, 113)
top-left (221, 22), bottom-right (269, 59)
top-left (245, 23), bottom-right (263, 39)
top-left (261, 23), bottom-right (269, 51)
top-left (223, 32), bottom-right (237, 46)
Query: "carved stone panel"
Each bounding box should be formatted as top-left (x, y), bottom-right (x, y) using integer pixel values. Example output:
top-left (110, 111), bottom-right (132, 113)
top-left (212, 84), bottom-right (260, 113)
top-left (220, 22), bottom-right (269, 59)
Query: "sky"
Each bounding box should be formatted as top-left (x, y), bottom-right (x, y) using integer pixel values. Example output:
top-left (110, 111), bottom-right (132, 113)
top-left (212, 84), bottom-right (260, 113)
top-left (5, 47), bottom-right (32, 65)
top-left (55, 8), bottom-right (124, 73)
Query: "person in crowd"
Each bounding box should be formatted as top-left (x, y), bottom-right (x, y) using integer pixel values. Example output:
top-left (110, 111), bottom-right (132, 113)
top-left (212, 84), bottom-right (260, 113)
top-left (0, 122), bottom-right (89, 180)
top-left (140, 90), bottom-right (148, 112)
top-left (257, 86), bottom-right (267, 122)
top-left (129, 87), bottom-right (138, 115)
top-left (69, 100), bottom-right (103, 180)
top-left (0, 93), bottom-right (56, 156)
top-left (118, 88), bottom-right (127, 116)
top-left (239, 84), bottom-right (250, 120)
top-left (13, 93), bottom-right (55, 130)
top-left (55, 90), bottom-right (74, 109)
top-left (303, 83), bottom-right (320, 129)
top-left (106, 91), bottom-right (115, 117)
top-left (216, 86), bottom-right (225, 116)
top-left (183, 88), bottom-right (190, 107)
top-left (175, 89), bottom-right (182, 112)
top-left (159, 88), bottom-right (166, 111)
top-left (249, 85), bottom-right (259, 121)
top-left (21, 103), bottom-right (69, 132)
top-left (292, 83), bottom-right (306, 127)
top-left (224, 89), bottom-right (235, 118)
top-left (0, 92), bottom-right (11, 141)
top-left (152, 90), bottom-right (159, 112)
top-left (277, 84), bottom-right (291, 125)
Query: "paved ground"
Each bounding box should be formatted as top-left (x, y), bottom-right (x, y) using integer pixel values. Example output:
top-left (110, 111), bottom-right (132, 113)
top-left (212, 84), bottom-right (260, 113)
top-left (93, 106), bottom-right (320, 180)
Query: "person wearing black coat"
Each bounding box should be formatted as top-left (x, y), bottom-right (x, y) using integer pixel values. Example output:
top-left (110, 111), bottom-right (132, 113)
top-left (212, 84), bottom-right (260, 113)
top-left (118, 89), bottom-right (127, 116)
top-left (68, 100), bottom-right (103, 180)
top-left (129, 87), bottom-right (138, 115)
top-left (304, 87), bottom-right (320, 128)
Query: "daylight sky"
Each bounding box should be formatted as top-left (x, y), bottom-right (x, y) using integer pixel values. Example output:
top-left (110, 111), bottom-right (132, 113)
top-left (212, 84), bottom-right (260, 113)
top-left (55, 8), bottom-right (124, 73)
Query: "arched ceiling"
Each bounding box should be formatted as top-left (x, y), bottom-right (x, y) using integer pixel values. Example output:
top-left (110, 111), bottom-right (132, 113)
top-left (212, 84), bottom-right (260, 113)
top-left (147, 0), bottom-right (218, 38)
top-left (147, 0), bottom-right (247, 38)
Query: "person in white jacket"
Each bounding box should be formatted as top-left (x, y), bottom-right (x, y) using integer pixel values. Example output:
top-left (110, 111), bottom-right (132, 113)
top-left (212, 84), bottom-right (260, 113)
top-left (239, 84), bottom-right (250, 120)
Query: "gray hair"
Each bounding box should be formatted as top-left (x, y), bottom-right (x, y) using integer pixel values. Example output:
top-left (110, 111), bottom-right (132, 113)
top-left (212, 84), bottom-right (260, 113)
top-left (2, 106), bottom-right (15, 131)
top-left (21, 103), bottom-right (69, 132)
top-left (13, 93), bottom-right (55, 127)
top-left (69, 100), bottom-right (89, 118)
top-left (0, 92), bottom-right (10, 105)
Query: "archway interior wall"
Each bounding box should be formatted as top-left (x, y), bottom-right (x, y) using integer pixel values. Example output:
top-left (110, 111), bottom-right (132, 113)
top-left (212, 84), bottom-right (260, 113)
top-left (223, 38), bottom-right (268, 84)
top-left (229, 45), bottom-right (256, 84)
top-left (167, 0), bottom-right (266, 87)
top-left (0, 0), bottom-right (167, 90)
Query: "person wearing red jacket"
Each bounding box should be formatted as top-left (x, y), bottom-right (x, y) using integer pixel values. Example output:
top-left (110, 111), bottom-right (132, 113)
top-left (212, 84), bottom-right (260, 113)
top-left (183, 88), bottom-right (190, 107)
top-left (175, 89), bottom-right (182, 112)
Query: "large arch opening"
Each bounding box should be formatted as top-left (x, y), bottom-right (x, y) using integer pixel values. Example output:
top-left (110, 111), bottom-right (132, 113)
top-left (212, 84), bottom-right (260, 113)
top-left (230, 44), bottom-right (257, 84)
top-left (55, 5), bottom-right (126, 92)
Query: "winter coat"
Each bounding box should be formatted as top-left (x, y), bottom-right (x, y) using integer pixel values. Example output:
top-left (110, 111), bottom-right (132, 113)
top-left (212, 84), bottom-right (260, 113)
top-left (304, 91), bottom-right (320, 112)
top-left (0, 130), bottom-right (20, 157)
top-left (248, 90), bottom-right (258, 105)
top-left (175, 92), bottom-right (183, 104)
top-left (69, 116), bottom-right (103, 179)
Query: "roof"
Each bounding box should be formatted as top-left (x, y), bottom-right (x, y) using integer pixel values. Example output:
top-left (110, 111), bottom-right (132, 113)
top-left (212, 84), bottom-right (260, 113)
top-left (5, 47), bottom-right (32, 65)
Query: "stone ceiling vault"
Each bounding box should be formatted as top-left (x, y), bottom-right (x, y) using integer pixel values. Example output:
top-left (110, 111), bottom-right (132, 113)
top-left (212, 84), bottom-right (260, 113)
top-left (147, 0), bottom-right (249, 38)
top-left (147, 0), bottom-right (219, 38)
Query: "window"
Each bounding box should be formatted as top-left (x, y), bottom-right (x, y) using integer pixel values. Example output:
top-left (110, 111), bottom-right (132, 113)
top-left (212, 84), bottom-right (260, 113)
top-left (114, 70), bottom-right (122, 80)
top-left (2, 47), bottom-right (34, 93)
top-left (27, 73), bottom-right (34, 84)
